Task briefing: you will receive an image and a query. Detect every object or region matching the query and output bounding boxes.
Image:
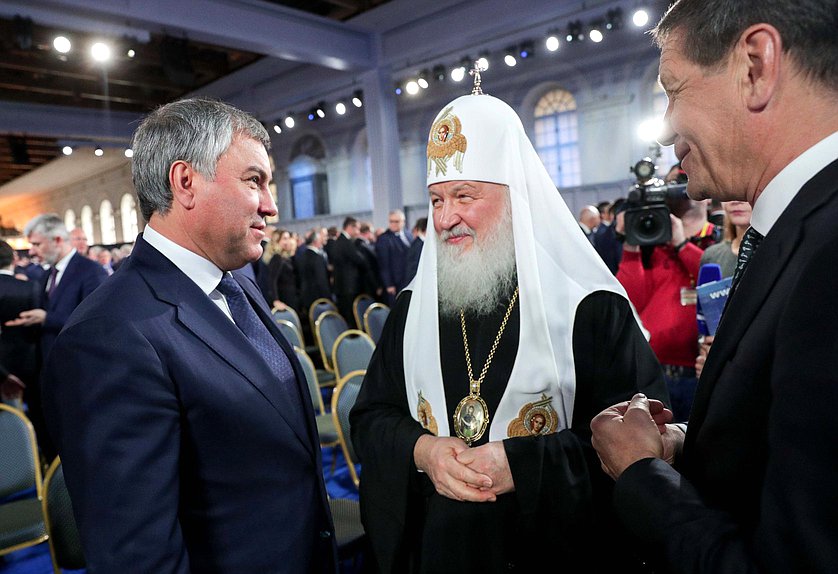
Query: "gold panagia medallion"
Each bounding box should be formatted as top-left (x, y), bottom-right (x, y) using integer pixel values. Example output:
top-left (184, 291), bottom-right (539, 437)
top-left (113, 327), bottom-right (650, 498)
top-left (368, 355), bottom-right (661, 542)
top-left (507, 394), bottom-right (559, 437)
top-left (453, 390), bottom-right (489, 445)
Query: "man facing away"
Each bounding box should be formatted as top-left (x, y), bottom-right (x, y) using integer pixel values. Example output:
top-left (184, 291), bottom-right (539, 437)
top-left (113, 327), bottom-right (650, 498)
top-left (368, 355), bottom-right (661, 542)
top-left (351, 90), bottom-right (668, 573)
top-left (592, 1), bottom-right (838, 572)
top-left (42, 98), bottom-right (337, 573)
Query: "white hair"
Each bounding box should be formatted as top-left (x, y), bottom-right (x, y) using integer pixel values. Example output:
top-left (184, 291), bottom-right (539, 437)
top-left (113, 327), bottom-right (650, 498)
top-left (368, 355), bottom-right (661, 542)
top-left (436, 191), bottom-right (516, 317)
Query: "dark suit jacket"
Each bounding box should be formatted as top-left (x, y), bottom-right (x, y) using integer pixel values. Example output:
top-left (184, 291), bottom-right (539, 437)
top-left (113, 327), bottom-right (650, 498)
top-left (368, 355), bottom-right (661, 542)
top-left (593, 222), bottom-right (622, 275)
top-left (298, 248), bottom-right (332, 314)
top-left (0, 274), bottom-right (39, 384)
top-left (356, 238), bottom-right (382, 296)
top-left (613, 158), bottom-right (838, 573)
top-left (375, 230), bottom-right (411, 291)
top-left (405, 236), bottom-right (423, 286)
top-left (332, 234), bottom-right (367, 299)
top-left (42, 236), bottom-right (337, 574)
top-left (40, 251), bottom-right (107, 361)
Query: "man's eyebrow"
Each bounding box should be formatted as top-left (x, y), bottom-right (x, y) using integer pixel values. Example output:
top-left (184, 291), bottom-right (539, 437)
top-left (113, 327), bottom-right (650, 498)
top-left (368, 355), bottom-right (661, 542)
top-left (246, 166), bottom-right (270, 182)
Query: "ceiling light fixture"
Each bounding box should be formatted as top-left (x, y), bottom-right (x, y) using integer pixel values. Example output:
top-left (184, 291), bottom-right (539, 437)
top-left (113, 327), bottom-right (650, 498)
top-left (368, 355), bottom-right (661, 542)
top-left (91, 42), bottom-right (111, 62)
top-left (53, 36), bottom-right (71, 54)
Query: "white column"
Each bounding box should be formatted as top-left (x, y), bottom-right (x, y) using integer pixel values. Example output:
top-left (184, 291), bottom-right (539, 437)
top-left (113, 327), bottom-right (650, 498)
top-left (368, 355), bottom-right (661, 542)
top-left (362, 67), bottom-right (403, 227)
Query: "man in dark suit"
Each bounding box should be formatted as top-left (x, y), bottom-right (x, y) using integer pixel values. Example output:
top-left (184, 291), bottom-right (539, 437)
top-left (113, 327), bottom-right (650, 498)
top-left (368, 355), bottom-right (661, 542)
top-left (591, 1), bottom-right (838, 572)
top-left (6, 214), bottom-right (107, 459)
top-left (375, 209), bottom-right (412, 305)
top-left (332, 216), bottom-right (368, 323)
top-left (298, 228), bottom-right (333, 320)
top-left (355, 221), bottom-right (382, 302)
top-left (405, 216), bottom-right (426, 285)
top-left (42, 98), bottom-right (336, 573)
top-left (0, 240), bottom-right (38, 400)
top-left (7, 214), bottom-right (108, 363)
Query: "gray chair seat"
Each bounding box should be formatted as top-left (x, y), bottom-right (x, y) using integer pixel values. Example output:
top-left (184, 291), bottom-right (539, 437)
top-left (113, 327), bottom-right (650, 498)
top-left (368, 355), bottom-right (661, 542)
top-left (316, 414), bottom-right (338, 444)
top-left (0, 497), bottom-right (46, 549)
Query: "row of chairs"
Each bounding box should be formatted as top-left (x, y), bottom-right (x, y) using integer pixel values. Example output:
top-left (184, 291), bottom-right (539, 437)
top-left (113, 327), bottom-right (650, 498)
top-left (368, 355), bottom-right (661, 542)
top-left (0, 403), bottom-right (83, 572)
top-left (0, 392), bottom-right (368, 570)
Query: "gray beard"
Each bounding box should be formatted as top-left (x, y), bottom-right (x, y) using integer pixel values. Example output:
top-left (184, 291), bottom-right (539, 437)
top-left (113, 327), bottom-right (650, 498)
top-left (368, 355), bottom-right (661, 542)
top-left (436, 198), bottom-right (517, 317)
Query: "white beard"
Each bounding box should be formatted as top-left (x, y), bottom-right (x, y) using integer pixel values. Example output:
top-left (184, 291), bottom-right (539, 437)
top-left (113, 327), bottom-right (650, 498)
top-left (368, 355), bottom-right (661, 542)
top-left (436, 195), bottom-right (517, 317)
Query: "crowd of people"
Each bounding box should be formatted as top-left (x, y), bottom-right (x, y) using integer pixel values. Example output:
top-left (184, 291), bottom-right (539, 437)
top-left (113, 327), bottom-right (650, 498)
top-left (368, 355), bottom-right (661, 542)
top-left (1, 0), bottom-right (836, 572)
top-left (249, 211), bottom-right (427, 327)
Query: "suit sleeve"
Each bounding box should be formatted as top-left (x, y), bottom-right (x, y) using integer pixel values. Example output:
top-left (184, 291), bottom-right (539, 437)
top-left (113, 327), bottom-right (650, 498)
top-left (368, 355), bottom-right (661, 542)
top-left (42, 263), bottom-right (107, 335)
top-left (613, 239), bottom-right (838, 573)
top-left (376, 238), bottom-right (395, 289)
top-left (43, 314), bottom-right (189, 573)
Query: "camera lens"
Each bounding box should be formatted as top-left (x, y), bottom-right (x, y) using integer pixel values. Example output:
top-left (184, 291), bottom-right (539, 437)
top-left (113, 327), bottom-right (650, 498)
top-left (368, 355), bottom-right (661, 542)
top-left (639, 214), bottom-right (661, 235)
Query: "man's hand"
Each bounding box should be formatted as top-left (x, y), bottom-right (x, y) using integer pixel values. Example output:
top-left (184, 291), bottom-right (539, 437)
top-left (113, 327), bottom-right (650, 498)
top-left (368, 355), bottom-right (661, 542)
top-left (669, 214), bottom-right (687, 247)
top-left (660, 423), bottom-right (686, 465)
top-left (413, 434), bottom-right (496, 502)
top-left (695, 335), bottom-right (714, 377)
top-left (591, 394), bottom-right (665, 480)
top-left (5, 308), bottom-right (46, 327)
top-left (386, 286), bottom-right (397, 296)
top-left (456, 441), bottom-right (515, 496)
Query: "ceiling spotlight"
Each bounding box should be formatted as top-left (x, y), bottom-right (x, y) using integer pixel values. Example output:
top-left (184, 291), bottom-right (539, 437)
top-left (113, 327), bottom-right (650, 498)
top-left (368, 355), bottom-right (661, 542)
top-left (633, 9), bottom-right (650, 28)
top-left (124, 148), bottom-right (133, 158)
top-left (476, 56), bottom-right (489, 71)
top-left (519, 41), bottom-right (534, 59)
top-left (335, 102), bottom-right (346, 115)
top-left (405, 80), bottom-right (420, 95)
top-left (567, 20), bottom-right (584, 42)
top-left (273, 123), bottom-right (282, 134)
top-left (545, 34), bottom-right (560, 52)
top-left (432, 64), bottom-right (446, 82)
top-left (91, 42), bottom-right (111, 62)
top-left (315, 102), bottom-right (326, 119)
top-left (94, 146), bottom-right (104, 157)
top-left (417, 69), bottom-right (429, 89)
top-left (589, 25), bottom-right (604, 43)
top-left (53, 36), bottom-right (71, 54)
top-left (284, 116), bottom-right (295, 129)
top-left (504, 52), bottom-right (517, 67)
top-left (352, 90), bottom-right (363, 108)
top-left (606, 7), bottom-right (624, 30)
top-left (451, 66), bottom-right (466, 82)
top-left (395, 85), bottom-right (403, 95)
top-left (127, 48), bottom-right (136, 58)
top-left (61, 145), bottom-right (73, 156)
top-left (307, 108), bottom-right (317, 121)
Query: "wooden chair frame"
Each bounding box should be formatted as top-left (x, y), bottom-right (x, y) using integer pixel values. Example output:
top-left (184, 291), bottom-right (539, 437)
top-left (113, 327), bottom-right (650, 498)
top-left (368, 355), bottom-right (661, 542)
top-left (351, 294), bottom-right (374, 331)
top-left (363, 302), bottom-right (390, 340)
top-left (331, 329), bottom-right (375, 381)
top-left (331, 370), bottom-right (366, 489)
top-left (0, 403), bottom-right (47, 557)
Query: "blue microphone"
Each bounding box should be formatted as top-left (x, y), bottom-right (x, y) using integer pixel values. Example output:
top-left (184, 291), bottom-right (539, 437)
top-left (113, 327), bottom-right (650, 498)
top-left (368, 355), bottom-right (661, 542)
top-left (696, 263), bottom-right (722, 336)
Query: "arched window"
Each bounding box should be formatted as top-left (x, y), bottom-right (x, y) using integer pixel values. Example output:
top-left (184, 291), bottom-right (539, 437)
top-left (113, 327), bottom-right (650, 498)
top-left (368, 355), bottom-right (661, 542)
top-left (64, 209), bottom-right (76, 231)
top-left (653, 82), bottom-right (679, 175)
top-left (120, 193), bottom-right (139, 242)
top-left (100, 200), bottom-right (116, 245)
top-left (534, 89), bottom-right (581, 187)
top-left (289, 135), bottom-right (329, 219)
top-left (80, 205), bottom-right (94, 243)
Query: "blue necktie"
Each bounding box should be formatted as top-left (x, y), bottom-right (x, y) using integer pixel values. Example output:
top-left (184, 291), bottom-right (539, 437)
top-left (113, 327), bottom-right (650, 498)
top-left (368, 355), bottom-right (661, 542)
top-left (216, 273), bottom-right (305, 426)
top-left (731, 226), bottom-right (764, 292)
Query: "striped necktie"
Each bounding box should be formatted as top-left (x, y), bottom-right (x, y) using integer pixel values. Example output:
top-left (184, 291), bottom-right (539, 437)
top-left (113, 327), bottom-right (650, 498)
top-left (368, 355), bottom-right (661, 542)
top-left (731, 226), bottom-right (764, 291)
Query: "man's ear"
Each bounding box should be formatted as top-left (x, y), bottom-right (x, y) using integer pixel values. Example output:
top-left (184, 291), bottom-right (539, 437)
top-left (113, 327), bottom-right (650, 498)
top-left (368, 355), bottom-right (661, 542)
top-left (169, 160), bottom-right (198, 209)
top-left (739, 24), bottom-right (783, 112)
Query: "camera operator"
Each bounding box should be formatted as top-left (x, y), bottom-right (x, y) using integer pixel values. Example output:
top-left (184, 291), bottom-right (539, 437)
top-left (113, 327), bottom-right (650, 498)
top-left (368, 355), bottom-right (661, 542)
top-left (615, 164), bottom-right (719, 422)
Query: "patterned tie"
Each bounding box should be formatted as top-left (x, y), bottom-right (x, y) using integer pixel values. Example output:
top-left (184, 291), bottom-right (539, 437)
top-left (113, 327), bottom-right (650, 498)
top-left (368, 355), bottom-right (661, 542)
top-left (731, 226), bottom-right (764, 291)
top-left (216, 273), bottom-right (305, 426)
top-left (46, 266), bottom-right (59, 298)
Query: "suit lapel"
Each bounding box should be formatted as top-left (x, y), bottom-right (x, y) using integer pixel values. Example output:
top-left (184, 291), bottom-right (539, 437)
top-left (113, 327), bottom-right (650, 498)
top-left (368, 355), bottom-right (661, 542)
top-left (46, 252), bottom-right (80, 309)
top-left (689, 159), bottom-right (838, 435)
top-left (132, 238), bottom-right (314, 452)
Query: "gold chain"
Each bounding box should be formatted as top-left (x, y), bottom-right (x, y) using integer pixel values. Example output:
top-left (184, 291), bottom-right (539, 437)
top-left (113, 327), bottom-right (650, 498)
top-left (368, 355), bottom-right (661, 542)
top-left (460, 286), bottom-right (519, 390)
